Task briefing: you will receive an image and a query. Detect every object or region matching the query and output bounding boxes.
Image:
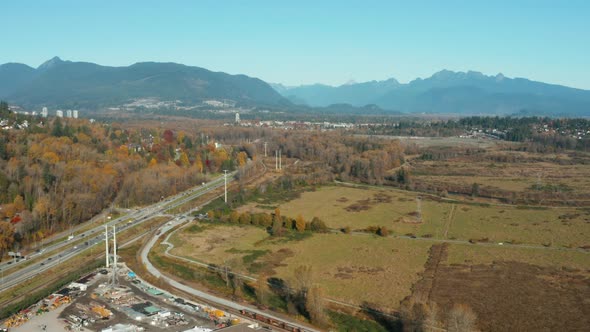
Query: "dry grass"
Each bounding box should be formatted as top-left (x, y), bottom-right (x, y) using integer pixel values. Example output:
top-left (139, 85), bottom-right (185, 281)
top-left (412, 150), bottom-right (590, 198)
top-left (171, 225), bottom-right (431, 310)
top-left (445, 242), bottom-right (590, 271)
top-left (170, 225), bottom-right (269, 266)
top-left (449, 205), bottom-right (590, 247)
top-left (273, 233), bottom-right (431, 311)
top-left (426, 243), bottom-right (590, 331)
top-left (241, 184), bottom-right (589, 247)
top-left (259, 186), bottom-right (452, 235)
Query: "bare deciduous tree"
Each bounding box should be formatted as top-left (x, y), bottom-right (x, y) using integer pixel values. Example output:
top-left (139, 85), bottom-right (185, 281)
top-left (447, 304), bottom-right (477, 332)
top-left (306, 285), bottom-right (327, 325)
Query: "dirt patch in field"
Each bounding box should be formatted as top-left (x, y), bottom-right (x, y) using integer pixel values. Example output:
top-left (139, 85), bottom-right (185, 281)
top-left (250, 248), bottom-right (294, 276)
top-left (405, 244), bottom-right (590, 331)
top-left (333, 265), bottom-right (386, 280)
top-left (394, 216), bottom-right (422, 224)
top-left (344, 193), bottom-right (393, 212)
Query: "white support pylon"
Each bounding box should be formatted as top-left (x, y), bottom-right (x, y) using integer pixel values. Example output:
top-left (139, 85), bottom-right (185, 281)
top-left (224, 170), bottom-right (228, 203)
top-left (105, 225), bottom-right (109, 268)
top-left (112, 225), bottom-right (117, 286)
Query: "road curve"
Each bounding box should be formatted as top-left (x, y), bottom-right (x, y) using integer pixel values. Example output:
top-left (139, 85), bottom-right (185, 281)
top-left (140, 220), bottom-right (321, 332)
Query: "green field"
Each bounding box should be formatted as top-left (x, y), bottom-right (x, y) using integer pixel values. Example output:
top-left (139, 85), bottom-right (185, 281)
top-left (449, 205), bottom-right (590, 247)
top-left (241, 186), bottom-right (452, 235)
top-left (240, 185), bottom-right (590, 247)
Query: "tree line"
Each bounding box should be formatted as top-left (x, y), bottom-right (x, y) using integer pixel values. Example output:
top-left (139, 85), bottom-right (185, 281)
top-left (0, 102), bottom-right (249, 259)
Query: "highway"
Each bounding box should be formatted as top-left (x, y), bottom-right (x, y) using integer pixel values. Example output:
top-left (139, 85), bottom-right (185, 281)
top-left (0, 172), bottom-right (235, 293)
top-left (139, 217), bottom-right (321, 332)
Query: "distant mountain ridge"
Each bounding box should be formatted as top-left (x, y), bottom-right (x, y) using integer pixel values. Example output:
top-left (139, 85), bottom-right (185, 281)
top-left (274, 71), bottom-right (590, 116)
top-left (1, 57), bottom-right (589, 116)
top-left (0, 57), bottom-right (289, 109)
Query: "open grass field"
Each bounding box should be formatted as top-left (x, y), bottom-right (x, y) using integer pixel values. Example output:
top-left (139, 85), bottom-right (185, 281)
top-left (240, 186), bottom-right (452, 236)
top-left (170, 224), bottom-right (270, 266)
top-left (445, 242), bottom-right (590, 271)
top-left (170, 225), bottom-right (431, 310)
top-left (239, 184), bottom-right (589, 247)
top-left (449, 205), bottom-right (590, 247)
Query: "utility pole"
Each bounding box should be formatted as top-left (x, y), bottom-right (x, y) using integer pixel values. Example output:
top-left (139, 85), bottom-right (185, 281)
top-left (275, 150), bottom-right (278, 170)
top-left (105, 225), bottom-right (109, 268)
top-left (112, 226), bottom-right (117, 286)
top-left (224, 170), bottom-right (228, 203)
top-left (279, 149), bottom-right (282, 170)
top-left (264, 142), bottom-right (267, 157)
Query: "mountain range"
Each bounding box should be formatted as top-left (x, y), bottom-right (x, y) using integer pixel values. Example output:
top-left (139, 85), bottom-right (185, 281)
top-left (0, 57), bottom-right (288, 109)
top-left (1, 57), bottom-right (589, 116)
top-left (273, 71), bottom-right (590, 116)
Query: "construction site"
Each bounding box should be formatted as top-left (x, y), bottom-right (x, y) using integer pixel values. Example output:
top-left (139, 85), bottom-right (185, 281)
top-left (2, 226), bottom-right (254, 332)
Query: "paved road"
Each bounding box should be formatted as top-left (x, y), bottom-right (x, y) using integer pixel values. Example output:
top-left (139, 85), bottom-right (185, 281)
top-left (0, 172), bottom-right (235, 293)
top-left (140, 218), bottom-right (321, 332)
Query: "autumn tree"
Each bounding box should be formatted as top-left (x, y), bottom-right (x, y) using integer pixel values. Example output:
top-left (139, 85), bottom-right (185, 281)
top-left (259, 213), bottom-right (273, 227)
top-left (229, 210), bottom-right (239, 223)
top-left (237, 151), bottom-right (248, 167)
top-left (179, 151), bottom-right (190, 167)
top-left (310, 217), bottom-right (328, 232)
top-left (163, 129), bottom-right (175, 143)
top-left (194, 154), bottom-right (203, 173)
top-left (0, 222), bottom-right (15, 258)
top-left (239, 212), bottom-right (251, 225)
top-left (295, 214), bottom-right (306, 232)
top-left (13, 194), bottom-right (25, 212)
top-left (377, 226), bottom-right (389, 237)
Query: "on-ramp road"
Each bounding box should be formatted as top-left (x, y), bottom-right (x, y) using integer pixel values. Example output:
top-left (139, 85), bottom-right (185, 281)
top-left (140, 218), bottom-right (321, 332)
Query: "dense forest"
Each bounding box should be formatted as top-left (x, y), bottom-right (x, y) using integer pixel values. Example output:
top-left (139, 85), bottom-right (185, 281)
top-left (0, 101), bottom-right (248, 257)
top-left (275, 132), bottom-right (405, 185)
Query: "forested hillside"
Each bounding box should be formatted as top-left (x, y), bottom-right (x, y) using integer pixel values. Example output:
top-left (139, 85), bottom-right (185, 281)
top-left (0, 57), bottom-right (289, 109)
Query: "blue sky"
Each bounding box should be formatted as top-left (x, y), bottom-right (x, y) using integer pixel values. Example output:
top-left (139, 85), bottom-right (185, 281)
top-left (1, 0), bottom-right (589, 89)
